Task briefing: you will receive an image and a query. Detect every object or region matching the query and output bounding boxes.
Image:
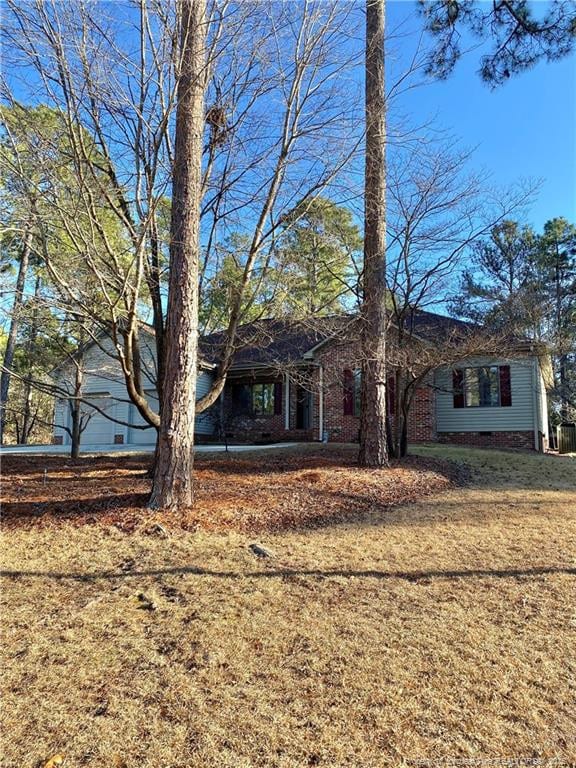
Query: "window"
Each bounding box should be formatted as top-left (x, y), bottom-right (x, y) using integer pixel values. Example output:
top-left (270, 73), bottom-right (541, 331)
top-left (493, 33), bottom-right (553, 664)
top-left (453, 365), bottom-right (512, 408)
top-left (353, 369), bottom-right (361, 417)
top-left (232, 382), bottom-right (280, 416)
top-left (343, 368), bottom-right (361, 416)
top-left (252, 382), bottom-right (275, 416)
top-left (465, 366), bottom-right (500, 407)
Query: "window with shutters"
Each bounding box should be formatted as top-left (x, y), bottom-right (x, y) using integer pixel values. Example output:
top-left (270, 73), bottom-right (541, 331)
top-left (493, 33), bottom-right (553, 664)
top-left (454, 365), bottom-right (511, 408)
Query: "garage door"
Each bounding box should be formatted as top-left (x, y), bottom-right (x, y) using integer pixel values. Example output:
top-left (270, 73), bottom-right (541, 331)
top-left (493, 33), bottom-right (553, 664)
top-left (128, 390), bottom-right (159, 445)
top-left (80, 395), bottom-right (115, 445)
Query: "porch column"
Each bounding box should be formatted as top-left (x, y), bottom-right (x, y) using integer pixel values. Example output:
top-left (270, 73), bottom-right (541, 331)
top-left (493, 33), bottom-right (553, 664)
top-left (318, 364), bottom-right (324, 441)
top-left (284, 373), bottom-right (290, 430)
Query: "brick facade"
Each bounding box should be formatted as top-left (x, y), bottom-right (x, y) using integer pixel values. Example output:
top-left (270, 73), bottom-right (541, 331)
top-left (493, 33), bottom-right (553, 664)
top-left (212, 372), bottom-right (317, 444)
top-left (315, 340), bottom-right (436, 444)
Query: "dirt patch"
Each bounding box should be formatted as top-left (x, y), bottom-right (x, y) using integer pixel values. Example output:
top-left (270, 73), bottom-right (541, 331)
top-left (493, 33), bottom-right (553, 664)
top-left (0, 446), bottom-right (466, 533)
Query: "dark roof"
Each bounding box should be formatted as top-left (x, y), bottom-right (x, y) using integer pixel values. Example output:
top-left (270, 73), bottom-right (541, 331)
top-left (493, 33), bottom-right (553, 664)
top-left (403, 309), bottom-right (475, 339)
top-left (199, 311), bottom-right (475, 368)
top-left (200, 316), bottom-right (350, 366)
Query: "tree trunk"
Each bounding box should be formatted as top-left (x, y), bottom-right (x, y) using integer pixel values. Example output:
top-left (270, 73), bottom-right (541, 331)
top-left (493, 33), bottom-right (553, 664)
top-left (359, 0), bottom-right (388, 468)
top-left (20, 273), bottom-right (41, 445)
top-left (70, 361), bottom-right (83, 460)
top-left (0, 228), bottom-right (32, 444)
top-left (148, 217), bottom-right (166, 405)
top-left (148, 0), bottom-right (206, 510)
top-left (19, 377), bottom-right (34, 444)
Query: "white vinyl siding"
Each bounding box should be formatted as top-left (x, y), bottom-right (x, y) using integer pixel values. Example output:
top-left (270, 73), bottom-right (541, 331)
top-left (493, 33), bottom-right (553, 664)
top-left (435, 357), bottom-right (536, 433)
top-left (52, 332), bottom-right (214, 445)
top-left (80, 395), bottom-right (115, 444)
top-left (128, 390), bottom-right (159, 445)
top-left (195, 370), bottom-right (216, 435)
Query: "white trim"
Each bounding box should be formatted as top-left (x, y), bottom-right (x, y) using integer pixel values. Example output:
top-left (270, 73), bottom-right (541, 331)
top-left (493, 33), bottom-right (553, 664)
top-left (318, 364), bottom-right (324, 441)
top-left (532, 357), bottom-right (541, 451)
top-left (284, 373), bottom-right (290, 430)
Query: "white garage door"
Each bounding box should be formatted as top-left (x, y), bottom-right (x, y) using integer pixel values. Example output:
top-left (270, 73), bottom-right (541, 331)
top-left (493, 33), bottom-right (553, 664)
top-left (128, 390), bottom-right (159, 445)
top-left (80, 395), bottom-right (115, 445)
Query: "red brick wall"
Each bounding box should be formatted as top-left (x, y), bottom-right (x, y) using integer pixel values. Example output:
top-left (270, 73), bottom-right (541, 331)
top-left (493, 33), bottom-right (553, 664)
top-left (437, 431), bottom-right (535, 450)
top-left (215, 374), bottom-right (317, 443)
top-left (215, 342), bottom-right (438, 445)
top-left (315, 342), bottom-right (436, 444)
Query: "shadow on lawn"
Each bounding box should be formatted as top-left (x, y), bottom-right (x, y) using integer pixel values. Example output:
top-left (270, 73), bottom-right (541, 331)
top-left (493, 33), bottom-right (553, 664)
top-left (0, 454), bottom-right (151, 477)
top-left (2, 493), bottom-right (150, 526)
top-left (1, 564), bottom-right (575, 583)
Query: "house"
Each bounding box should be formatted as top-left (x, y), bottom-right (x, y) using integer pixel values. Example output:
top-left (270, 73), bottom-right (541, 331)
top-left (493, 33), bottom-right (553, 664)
top-left (52, 312), bottom-right (550, 451)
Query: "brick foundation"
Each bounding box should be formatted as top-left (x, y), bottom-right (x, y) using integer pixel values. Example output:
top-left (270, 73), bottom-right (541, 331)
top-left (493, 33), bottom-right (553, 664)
top-left (437, 431), bottom-right (535, 450)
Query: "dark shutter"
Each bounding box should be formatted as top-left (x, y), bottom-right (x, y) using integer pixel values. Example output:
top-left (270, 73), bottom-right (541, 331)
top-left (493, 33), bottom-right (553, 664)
top-left (387, 374), bottom-right (396, 415)
top-left (499, 365), bottom-right (512, 407)
top-left (453, 369), bottom-right (464, 408)
top-left (274, 381), bottom-right (283, 414)
top-left (343, 369), bottom-right (354, 415)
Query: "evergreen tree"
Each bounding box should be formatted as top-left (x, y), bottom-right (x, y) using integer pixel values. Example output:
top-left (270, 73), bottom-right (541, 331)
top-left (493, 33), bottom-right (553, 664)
top-left (359, 0), bottom-right (389, 468)
top-left (451, 218), bottom-right (576, 421)
top-left (449, 220), bottom-right (543, 336)
top-left (277, 197), bottom-right (361, 316)
top-left (537, 218), bottom-right (576, 419)
top-left (421, 0), bottom-right (576, 86)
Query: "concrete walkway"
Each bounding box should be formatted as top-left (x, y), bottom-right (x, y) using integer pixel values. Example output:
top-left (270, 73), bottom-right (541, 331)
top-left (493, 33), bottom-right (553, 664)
top-left (0, 442), bottom-right (307, 457)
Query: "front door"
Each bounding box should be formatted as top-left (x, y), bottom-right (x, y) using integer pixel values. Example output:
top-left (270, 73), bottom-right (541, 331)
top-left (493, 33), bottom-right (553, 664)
top-left (296, 386), bottom-right (311, 430)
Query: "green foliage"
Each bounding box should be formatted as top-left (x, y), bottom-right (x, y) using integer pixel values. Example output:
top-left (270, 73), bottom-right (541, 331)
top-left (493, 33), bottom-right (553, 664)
top-left (276, 197), bottom-right (361, 316)
top-left (1, 102), bottom-right (133, 319)
top-left (450, 221), bottom-right (542, 334)
top-left (199, 234), bottom-right (279, 333)
top-left (199, 199), bottom-right (361, 331)
top-left (421, 0), bottom-right (576, 86)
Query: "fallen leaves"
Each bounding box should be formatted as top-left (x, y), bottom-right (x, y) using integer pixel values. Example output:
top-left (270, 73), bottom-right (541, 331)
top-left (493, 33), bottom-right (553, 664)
top-left (0, 447), bottom-right (466, 534)
top-left (43, 755), bottom-right (65, 768)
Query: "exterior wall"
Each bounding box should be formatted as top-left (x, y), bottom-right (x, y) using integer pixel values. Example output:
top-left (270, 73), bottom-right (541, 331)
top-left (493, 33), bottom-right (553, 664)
top-left (52, 333), bottom-right (548, 453)
top-left (434, 355), bottom-right (547, 451)
top-left (435, 356), bottom-right (535, 431)
top-left (220, 343), bottom-right (437, 445)
top-left (52, 333), bottom-right (214, 445)
top-left (215, 370), bottom-right (317, 443)
top-left (315, 341), bottom-right (436, 444)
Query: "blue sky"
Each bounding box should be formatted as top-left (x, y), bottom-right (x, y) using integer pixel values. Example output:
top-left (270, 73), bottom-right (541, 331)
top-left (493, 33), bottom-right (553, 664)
top-left (5, 0), bottom-right (574, 236)
top-left (387, 1), bottom-right (576, 231)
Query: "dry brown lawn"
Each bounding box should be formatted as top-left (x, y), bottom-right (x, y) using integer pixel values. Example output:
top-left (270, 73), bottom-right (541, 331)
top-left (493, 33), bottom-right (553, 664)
top-left (1, 445), bottom-right (575, 767)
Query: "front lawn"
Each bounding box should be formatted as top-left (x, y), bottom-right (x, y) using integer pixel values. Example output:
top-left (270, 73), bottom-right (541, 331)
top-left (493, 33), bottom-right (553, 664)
top-left (1, 445), bottom-right (574, 766)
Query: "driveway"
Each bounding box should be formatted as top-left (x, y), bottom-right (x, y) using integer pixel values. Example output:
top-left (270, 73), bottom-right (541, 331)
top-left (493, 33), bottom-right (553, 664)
top-left (0, 441), bottom-right (308, 456)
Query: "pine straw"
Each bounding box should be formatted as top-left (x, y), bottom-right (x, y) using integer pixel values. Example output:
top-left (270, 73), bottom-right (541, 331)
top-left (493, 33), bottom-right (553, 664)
top-left (1, 446), bottom-right (575, 767)
top-left (0, 445), bottom-right (465, 533)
